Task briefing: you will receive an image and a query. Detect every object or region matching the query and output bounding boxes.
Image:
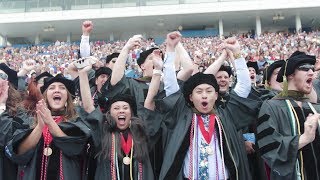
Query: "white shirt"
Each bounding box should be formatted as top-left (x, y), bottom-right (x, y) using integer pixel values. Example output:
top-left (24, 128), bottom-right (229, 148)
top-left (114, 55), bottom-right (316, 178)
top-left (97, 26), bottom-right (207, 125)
top-left (233, 57), bottom-right (251, 98)
top-left (183, 121), bottom-right (229, 179)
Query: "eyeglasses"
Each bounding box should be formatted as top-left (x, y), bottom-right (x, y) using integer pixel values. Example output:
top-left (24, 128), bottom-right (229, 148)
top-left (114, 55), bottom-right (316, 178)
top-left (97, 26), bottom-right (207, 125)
top-left (296, 64), bottom-right (315, 72)
top-left (0, 73), bottom-right (8, 80)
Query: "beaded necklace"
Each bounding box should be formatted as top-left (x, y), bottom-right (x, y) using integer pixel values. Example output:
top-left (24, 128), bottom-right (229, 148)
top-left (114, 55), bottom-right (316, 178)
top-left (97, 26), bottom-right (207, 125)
top-left (188, 114), bottom-right (226, 179)
top-left (40, 116), bottom-right (64, 180)
top-left (110, 132), bottom-right (143, 180)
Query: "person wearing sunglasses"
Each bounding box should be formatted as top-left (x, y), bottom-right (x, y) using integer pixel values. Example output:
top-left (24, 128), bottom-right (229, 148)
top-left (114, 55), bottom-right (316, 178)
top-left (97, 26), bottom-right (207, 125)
top-left (257, 51), bottom-right (320, 180)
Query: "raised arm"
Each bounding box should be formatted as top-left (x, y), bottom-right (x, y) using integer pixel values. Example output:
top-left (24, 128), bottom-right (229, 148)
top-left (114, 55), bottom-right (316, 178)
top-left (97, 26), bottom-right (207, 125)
top-left (204, 49), bottom-right (227, 75)
top-left (17, 59), bottom-right (36, 77)
top-left (175, 42), bottom-right (194, 81)
top-left (144, 50), bottom-right (163, 110)
top-left (17, 103), bottom-right (44, 155)
top-left (163, 31), bottom-right (180, 96)
top-left (78, 58), bottom-right (95, 113)
top-left (224, 38), bottom-right (251, 98)
top-left (110, 35), bottom-right (142, 86)
top-left (80, 20), bottom-right (93, 58)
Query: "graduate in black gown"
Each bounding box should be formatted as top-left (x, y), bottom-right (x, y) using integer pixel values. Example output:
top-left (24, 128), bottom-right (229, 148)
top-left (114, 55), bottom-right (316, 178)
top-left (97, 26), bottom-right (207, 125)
top-left (155, 38), bottom-right (261, 180)
top-left (262, 60), bottom-right (285, 93)
top-left (0, 63), bottom-right (27, 180)
top-left (78, 49), bottom-right (164, 180)
top-left (257, 51), bottom-right (320, 180)
top-left (107, 32), bottom-right (193, 179)
top-left (5, 74), bottom-right (91, 180)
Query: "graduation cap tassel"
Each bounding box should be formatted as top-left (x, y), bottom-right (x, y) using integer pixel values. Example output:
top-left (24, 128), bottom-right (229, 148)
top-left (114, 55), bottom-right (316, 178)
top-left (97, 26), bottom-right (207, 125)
top-left (280, 75), bottom-right (288, 97)
top-left (279, 59), bottom-right (289, 97)
top-left (264, 79), bottom-right (271, 90)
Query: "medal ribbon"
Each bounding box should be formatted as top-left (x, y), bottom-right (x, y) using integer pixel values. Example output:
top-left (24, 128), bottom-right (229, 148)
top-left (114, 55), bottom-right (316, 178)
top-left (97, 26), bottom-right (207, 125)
top-left (42, 116), bottom-right (64, 146)
top-left (40, 116), bottom-right (64, 180)
top-left (197, 114), bottom-right (216, 144)
top-left (120, 133), bottom-right (133, 156)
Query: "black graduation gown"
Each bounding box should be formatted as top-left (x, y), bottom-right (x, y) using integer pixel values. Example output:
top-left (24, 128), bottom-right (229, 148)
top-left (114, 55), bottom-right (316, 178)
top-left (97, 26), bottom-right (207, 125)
top-left (0, 107), bottom-right (34, 180)
top-left (85, 108), bottom-right (162, 180)
top-left (0, 112), bottom-right (21, 180)
top-left (107, 75), bottom-right (165, 178)
top-left (5, 116), bottom-right (91, 180)
top-left (312, 79), bottom-right (320, 103)
top-left (155, 90), bottom-right (261, 180)
top-left (257, 98), bottom-right (320, 180)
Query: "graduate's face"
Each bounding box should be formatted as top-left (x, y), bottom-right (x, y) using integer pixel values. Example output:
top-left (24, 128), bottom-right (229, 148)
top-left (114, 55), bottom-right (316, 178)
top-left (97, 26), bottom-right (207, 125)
top-left (189, 84), bottom-right (218, 114)
top-left (110, 101), bottom-right (132, 130)
top-left (46, 82), bottom-right (68, 111)
top-left (269, 67), bottom-right (283, 91)
top-left (95, 74), bottom-right (109, 92)
top-left (215, 71), bottom-right (230, 94)
top-left (140, 55), bottom-right (154, 77)
top-left (248, 67), bottom-right (256, 84)
top-left (288, 67), bottom-right (314, 94)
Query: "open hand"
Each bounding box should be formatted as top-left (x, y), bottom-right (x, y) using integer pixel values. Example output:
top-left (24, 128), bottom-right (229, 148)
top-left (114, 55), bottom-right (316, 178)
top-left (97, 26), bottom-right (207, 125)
top-left (36, 100), bottom-right (54, 125)
top-left (124, 35), bottom-right (142, 51)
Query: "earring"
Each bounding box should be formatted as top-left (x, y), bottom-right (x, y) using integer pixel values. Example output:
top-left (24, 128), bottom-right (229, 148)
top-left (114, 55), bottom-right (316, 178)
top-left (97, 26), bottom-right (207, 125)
top-left (129, 120), bottom-right (132, 129)
top-left (65, 102), bottom-right (67, 107)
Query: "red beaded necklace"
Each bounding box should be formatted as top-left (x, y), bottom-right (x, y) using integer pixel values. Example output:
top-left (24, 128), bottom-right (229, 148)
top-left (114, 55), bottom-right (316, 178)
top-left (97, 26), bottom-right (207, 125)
top-left (40, 116), bottom-right (64, 180)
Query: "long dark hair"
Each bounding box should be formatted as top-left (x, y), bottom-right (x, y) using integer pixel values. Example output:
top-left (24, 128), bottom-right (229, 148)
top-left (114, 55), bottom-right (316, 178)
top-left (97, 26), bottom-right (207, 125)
top-left (7, 83), bottom-right (23, 116)
top-left (23, 78), bottom-right (43, 116)
top-left (98, 112), bottom-right (149, 163)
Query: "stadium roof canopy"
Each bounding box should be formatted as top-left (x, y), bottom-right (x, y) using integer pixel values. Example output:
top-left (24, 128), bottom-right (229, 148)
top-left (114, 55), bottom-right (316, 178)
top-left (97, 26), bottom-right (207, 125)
top-left (0, 0), bottom-right (320, 43)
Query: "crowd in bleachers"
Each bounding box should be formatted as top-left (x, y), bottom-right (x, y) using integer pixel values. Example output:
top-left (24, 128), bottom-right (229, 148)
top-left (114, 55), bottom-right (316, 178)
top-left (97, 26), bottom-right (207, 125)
top-left (1, 29), bottom-right (319, 81)
top-left (0, 20), bottom-right (320, 180)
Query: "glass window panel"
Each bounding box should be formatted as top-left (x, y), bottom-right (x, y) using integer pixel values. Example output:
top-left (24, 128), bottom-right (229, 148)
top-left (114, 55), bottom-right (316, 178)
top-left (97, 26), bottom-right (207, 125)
top-left (145, 0), bottom-right (179, 6)
top-left (0, 0), bottom-right (25, 13)
top-left (184, 0), bottom-right (218, 3)
top-left (113, 0), bottom-right (137, 8)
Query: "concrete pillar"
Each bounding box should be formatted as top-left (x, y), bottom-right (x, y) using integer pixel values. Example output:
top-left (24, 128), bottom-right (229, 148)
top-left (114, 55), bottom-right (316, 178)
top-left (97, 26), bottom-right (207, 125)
top-left (109, 33), bottom-right (114, 41)
top-left (0, 35), bottom-right (7, 47)
top-left (219, 18), bottom-right (224, 38)
top-left (295, 14), bottom-right (302, 33)
top-left (256, 16), bottom-right (262, 37)
top-left (67, 32), bottom-right (72, 43)
top-left (35, 34), bottom-right (40, 45)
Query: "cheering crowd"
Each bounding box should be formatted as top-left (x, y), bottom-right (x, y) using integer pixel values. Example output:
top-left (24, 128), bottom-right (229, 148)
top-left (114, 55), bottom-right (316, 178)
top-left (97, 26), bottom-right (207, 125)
top-left (0, 20), bottom-right (320, 180)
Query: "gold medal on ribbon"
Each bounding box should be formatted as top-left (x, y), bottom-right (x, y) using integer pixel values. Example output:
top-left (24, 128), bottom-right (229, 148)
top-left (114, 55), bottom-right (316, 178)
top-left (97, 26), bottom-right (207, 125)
top-left (123, 156), bottom-right (131, 165)
top-left (205, 146), bottom-right (213, 155)
top-left (43, 147), bottom-right (52, 156)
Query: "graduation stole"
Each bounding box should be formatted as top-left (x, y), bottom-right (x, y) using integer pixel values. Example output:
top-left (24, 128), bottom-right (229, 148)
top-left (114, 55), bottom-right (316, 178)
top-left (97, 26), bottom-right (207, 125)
top-left (40, 116), bottom-right (64, 180)
top-left (188, 113), bottom-right (226, 180)
top-left (197, 114), bottom-right (215, 144)
top-left (110, 132), bottom-right (143, 180)
top-left (285, 100), bottom-right (304, 180)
